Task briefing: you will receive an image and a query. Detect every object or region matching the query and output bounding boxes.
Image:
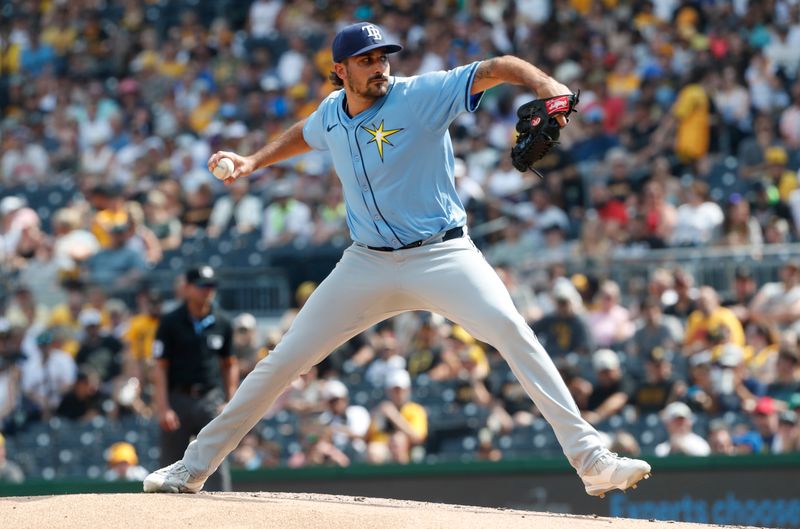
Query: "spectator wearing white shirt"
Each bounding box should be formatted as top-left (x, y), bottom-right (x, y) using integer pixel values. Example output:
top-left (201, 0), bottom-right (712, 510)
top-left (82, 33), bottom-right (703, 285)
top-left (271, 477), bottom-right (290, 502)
top-left (21, 329), bottom-right (77, 419)
top-left (248, 0), bottom-right (284, 40)
top-left (515, 185), bottom-right (570, 247)
top-left (486, 156), bottom-right (531, 198)
top-left (109, 128), bottom-right (146, 185)
top-left (262, 180), bottom-right (313, 247)
top-left (749, 262), bottom-right (800, 331)
top-left (671, 181), bottom-right (724, 246)
top-left (464, 134), bottom-right (500, 186)
top-left (453, 157), bottom-right (485, 208)
top-left (765, 25), bottom-right (800, 80)
top-left (276, 35), bottom-right (307, 88)
top-left (77, 99), bottom-right (114, 152)
top-left (745, 53), bottom-right (790, 114)
top-left (516, 0), bottom-right (551, 25)
top-left (207, 177), bottom-right (263, 238)
top-left (0, 196), bottom-right (41, 267)
top-left (714, 66), bottom-right (751, 152)
top-left (318, 379), bottom-right (371, 455)
top-left (654, 402), bottom-right (711, 457)
top-left (1, 128), bottom-right (49, 185)
top-left (79, 128), bottom-right (114, 180)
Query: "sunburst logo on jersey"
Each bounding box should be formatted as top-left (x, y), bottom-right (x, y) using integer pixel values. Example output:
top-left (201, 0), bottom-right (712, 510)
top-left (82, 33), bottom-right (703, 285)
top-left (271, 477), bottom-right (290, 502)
top-left (362, 120), bottom-right (403, 162)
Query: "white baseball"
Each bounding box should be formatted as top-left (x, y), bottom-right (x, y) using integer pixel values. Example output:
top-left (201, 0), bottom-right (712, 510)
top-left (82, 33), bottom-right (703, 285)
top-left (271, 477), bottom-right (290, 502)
top-left (212, 157), bottom-right (235, 180)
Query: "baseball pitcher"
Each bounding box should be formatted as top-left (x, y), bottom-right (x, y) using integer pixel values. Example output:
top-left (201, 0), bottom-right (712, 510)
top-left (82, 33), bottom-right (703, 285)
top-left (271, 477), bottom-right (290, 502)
top-left (144, 22), bottom-right (651, 498)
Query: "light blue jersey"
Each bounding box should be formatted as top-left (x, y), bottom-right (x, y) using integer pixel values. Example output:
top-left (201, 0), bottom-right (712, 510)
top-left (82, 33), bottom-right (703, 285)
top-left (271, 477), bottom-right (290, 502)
top-left (303, 62), bottom-right (484, 249)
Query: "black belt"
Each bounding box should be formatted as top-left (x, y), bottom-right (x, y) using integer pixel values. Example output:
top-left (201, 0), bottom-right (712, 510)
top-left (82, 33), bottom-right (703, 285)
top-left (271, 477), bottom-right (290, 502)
top-left (367, 226), bottom-right (464, 252)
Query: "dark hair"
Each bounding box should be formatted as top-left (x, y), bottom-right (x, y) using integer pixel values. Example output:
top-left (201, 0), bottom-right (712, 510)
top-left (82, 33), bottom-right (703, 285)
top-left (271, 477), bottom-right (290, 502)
top-left (329, 70), bottom-right (344, 88)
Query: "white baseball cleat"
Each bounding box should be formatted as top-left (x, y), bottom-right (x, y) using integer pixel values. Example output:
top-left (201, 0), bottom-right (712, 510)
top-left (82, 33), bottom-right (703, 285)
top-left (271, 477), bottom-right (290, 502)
top-left (580, 451), bottom-right (651, 498)
top-left (143, 461), bottom-right (205, 493)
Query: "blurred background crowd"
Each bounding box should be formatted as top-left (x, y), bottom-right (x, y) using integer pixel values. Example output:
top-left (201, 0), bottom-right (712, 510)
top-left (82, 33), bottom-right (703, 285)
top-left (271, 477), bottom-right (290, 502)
top-left (1, 0), bottom-right (800, 483)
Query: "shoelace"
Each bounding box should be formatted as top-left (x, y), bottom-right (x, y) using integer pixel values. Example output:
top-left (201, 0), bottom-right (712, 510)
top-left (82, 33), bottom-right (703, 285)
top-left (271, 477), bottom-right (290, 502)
top-left (596, 451), bottom-right (630, 468)
top-left (162, 463), bottom-right (189, 479)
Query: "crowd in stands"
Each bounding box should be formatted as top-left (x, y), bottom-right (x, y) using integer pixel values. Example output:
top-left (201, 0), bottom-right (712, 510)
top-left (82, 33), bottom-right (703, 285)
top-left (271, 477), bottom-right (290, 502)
top-left (1, 0), bottom-right (800, 482)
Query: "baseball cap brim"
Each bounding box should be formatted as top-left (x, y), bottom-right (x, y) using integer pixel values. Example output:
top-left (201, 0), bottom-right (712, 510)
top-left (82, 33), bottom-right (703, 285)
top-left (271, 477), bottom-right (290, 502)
top-left (336, 43), bottom-right (403, 63)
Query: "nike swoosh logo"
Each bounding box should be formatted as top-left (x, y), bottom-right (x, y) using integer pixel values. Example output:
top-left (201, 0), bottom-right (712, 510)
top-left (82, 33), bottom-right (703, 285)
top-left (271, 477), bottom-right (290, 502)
top-left (327, 124), bottom-right (338, 132)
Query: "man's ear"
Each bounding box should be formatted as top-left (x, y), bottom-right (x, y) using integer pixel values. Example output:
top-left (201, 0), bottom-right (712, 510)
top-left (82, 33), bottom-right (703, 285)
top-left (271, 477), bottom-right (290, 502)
top-left (334, 62), bottom-right (347, 82)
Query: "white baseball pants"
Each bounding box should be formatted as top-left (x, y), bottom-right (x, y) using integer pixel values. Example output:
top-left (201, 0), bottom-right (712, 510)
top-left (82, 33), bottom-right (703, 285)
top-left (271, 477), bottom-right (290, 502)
top-left (182, 235), bottom-right (604, 477)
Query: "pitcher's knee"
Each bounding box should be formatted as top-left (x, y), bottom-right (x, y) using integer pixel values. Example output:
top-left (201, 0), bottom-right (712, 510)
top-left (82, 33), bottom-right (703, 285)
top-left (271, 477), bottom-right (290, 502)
top-left (252, 349), bottom-right (313, 384)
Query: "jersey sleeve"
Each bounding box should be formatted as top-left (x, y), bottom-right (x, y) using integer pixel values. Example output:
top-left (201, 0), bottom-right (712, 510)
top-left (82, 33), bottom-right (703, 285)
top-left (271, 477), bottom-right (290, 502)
top-left (302, 101), bottom-right (331, 151)
top-left (406, 61), bottom-right (485, 132)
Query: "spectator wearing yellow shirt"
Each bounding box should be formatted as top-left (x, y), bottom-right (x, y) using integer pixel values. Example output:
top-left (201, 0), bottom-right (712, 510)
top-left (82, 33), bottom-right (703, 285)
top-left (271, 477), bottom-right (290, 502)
top-left (89, 184), bottom-right (128, 249)
top-left (156, 40), bottom-right (187, 78)
top-left (123, 289), bottom-right (163, 382)
top-left (744, 323), bottom-right (780, 384)
top-left (606, 57), bottom-right (641, 99)
top-left (48, 281), bottom-right (113, 356)
top-left (189, 79), bottom-right (220, 134)
top-left (633, 1), bottom-right (659, 34)
top-left (366, 369), bottom-right (427, 465)
top-left (48, 280), bottom-right (88, 357)
top-left (0, 28), bottom-right (21, 76)
top-left (40, 9), bottom-right (78, 57)
top-left (684, 286), bottom-right (745, 356)
top-left (763, 146), bottom-right (797, 202)
top-left (672, 69), bottom-right (710, 163)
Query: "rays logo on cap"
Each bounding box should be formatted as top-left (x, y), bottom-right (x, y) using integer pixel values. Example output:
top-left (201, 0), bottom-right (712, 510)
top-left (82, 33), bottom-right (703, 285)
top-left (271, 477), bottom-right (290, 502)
top-left (362, 24), bottom-right (383, 40)
top-left (332, 22), bottom-right (403, 63)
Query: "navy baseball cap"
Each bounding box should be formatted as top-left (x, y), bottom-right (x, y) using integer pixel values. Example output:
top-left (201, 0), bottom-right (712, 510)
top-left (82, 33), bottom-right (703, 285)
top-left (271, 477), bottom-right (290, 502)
top-left (332, 22), bottom-right (402, 63)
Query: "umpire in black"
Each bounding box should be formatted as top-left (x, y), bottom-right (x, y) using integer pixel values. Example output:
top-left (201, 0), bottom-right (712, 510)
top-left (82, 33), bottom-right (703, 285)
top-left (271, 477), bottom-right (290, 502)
top-left (151, 265), bottom-right (239, 491)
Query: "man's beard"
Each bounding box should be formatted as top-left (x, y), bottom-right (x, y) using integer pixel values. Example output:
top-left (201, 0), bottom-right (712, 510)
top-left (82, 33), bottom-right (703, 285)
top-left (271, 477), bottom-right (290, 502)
top-left (346, 72), bottom-right (388, 99)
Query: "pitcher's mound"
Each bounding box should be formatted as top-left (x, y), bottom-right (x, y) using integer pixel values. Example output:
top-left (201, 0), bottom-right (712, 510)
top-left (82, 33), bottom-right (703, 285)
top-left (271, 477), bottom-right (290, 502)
top-left (1, 492), bottom-right (755, 529)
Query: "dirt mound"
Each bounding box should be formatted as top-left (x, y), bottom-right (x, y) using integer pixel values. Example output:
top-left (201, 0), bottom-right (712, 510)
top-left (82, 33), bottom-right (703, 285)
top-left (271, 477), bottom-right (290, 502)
top-left (1, 492), bottom-right (756, 529)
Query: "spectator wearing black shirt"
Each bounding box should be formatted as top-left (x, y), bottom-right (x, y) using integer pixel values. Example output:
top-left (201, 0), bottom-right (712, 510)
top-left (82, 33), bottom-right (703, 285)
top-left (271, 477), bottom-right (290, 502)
top-left (619, 100), bottom-right (661, 161)
top-left (531, 282), bottom-right (593, 357)
top-left (56, 367), bottom-right (108, 421)
top-left (767, 349), bottom-right (800, 402)
top-left (583, 349), bottom-right (632, 425)
top-left (181, 183), bottom-right (215, 237)
top-left (152, 265), bottom-right (238, 491)
top-left (405, 318), bottom-right (445, 379)
top-left (664, 268), bottom-right (697, 322)
top-left (75, 308), bottom-right (124, 389)
top-left (630, 347), bottom-right (678, 416)
top-left (721, 266), bottom-right (758, 325)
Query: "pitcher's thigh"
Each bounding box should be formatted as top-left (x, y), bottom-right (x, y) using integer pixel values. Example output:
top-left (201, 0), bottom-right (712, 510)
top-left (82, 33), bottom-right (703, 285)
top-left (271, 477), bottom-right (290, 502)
top-left (267, 247), bottom-right (415, 373)
top-left (407, 243), bottom-right (527, 344)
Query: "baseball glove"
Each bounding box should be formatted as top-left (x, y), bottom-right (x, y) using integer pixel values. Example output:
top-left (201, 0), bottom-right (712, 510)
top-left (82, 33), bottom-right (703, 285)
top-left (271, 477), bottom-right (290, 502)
top-left (510, 91), bottom-right (580, 175)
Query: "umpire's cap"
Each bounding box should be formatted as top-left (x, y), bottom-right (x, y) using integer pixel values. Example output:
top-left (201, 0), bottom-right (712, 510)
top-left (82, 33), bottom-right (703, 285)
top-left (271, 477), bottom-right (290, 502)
top-left (185, 265), bottom-right (217, 287)
top-left (332, 22), bottom-right (402, 63)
